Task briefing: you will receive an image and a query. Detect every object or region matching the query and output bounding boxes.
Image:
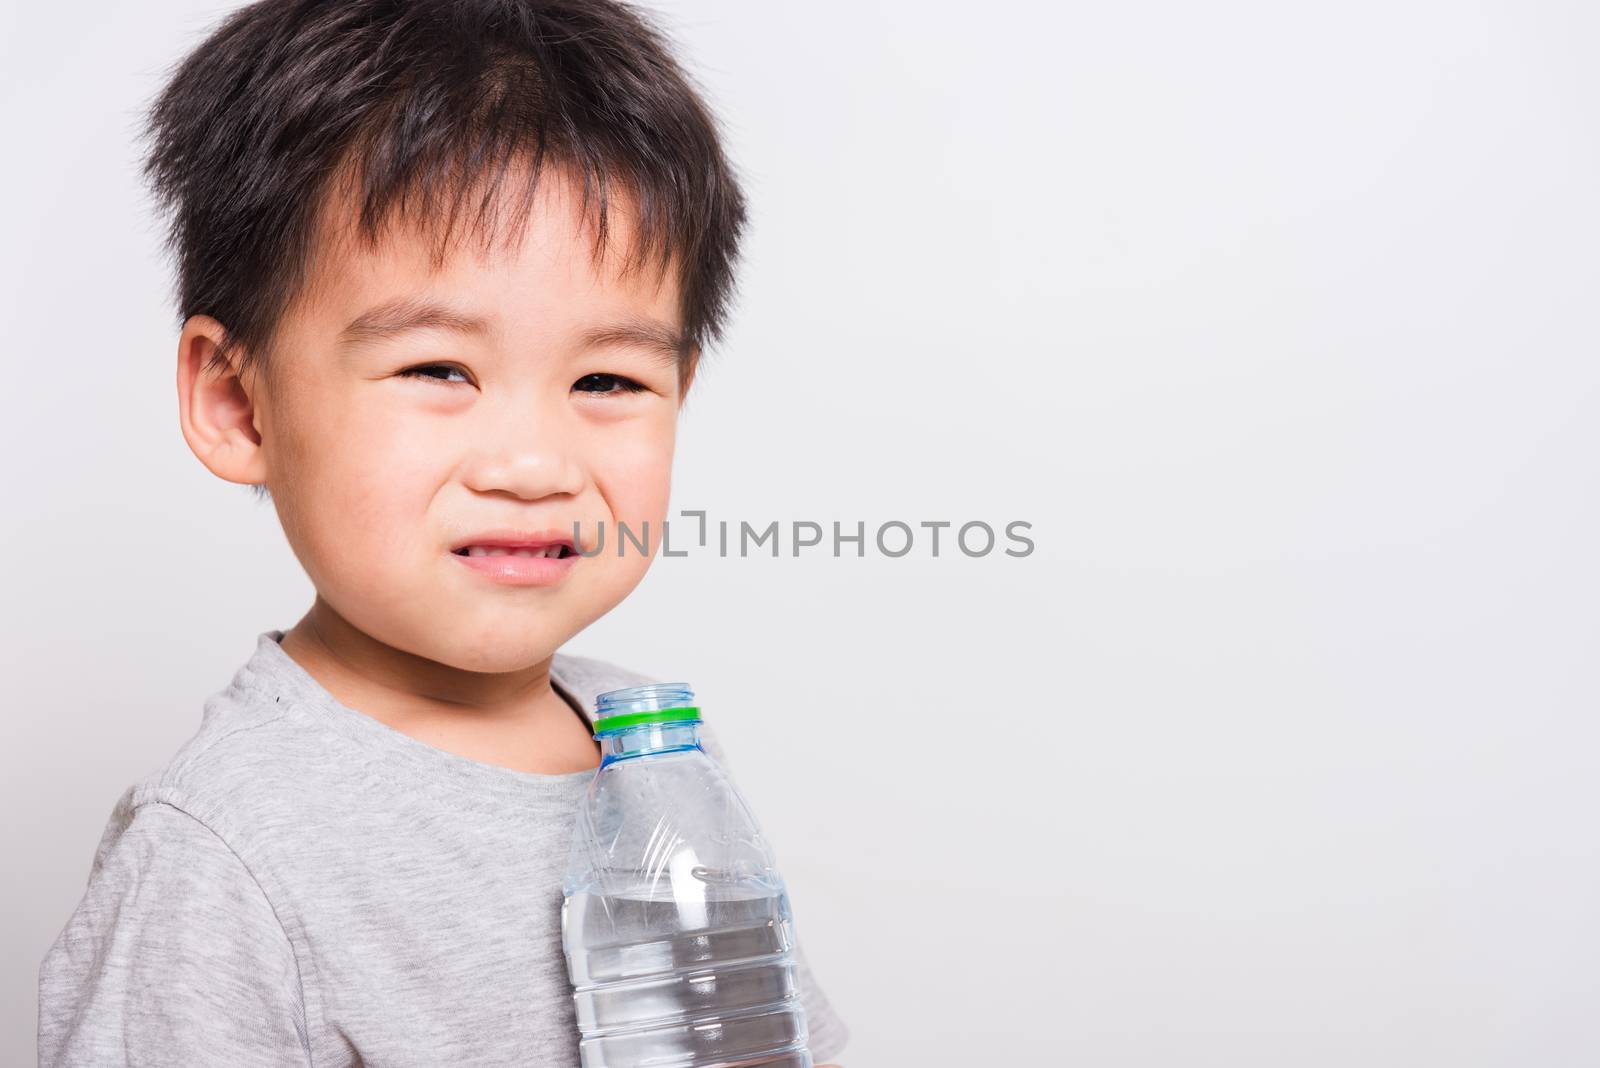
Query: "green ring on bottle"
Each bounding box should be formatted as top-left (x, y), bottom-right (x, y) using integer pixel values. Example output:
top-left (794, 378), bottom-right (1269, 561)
top-left (592, 705), bottom-right (702, 735)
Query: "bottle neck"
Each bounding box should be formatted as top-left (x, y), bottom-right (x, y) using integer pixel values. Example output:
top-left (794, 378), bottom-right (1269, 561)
top-left (597, 721), bottom-right (703, 765)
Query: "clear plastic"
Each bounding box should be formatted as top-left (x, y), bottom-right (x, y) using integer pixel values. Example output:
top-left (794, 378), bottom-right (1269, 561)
top-left (561, 683), bottom-right (812, 1068)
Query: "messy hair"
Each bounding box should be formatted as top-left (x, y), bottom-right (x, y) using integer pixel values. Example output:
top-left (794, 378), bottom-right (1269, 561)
top-left (141, 0), bottom-right (749, 384)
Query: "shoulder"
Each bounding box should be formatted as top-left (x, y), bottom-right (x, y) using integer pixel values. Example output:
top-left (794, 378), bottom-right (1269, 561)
top-left (549, 649), bottom-right (664, 719)
top-left (126, 690), bottom-right (308, 833)
top-left (551, 651), bottom-right (737, 766)
top-left (103, 633), bottom-right (335, 852)
top-left (68, 793), bottom-right (260, 901)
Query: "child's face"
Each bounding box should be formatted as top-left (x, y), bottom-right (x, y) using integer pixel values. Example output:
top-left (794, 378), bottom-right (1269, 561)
top-left (243, 169), bottom-right (688, 673)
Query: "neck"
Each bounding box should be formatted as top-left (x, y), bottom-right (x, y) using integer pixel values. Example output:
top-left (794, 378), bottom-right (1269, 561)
top-left (283, 596), bottom-right (562, 710)
top-left (277, 596), bottom-right (599, 774)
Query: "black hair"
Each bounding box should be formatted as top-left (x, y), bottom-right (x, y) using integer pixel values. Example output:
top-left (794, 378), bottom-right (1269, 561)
top-left (142, 0), bottom-right (748, 383)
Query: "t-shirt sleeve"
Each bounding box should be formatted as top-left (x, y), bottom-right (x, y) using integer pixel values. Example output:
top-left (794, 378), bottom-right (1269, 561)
top-left (38, 800), bottom-right (311, 1067)
top-left (694, 724), bottom-right (851, 1063)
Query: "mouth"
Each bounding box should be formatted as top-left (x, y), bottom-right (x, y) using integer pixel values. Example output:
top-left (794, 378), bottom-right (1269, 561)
top-left (449, 531), bottom-right (582, 586)
top-left (450, 528), bottom-right (580, 557)
top-left (451, 543), bottom-right (576, 559)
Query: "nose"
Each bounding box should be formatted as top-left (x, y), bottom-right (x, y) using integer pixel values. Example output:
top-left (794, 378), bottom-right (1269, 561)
top-left (458, 398), bottom-right (586, 502)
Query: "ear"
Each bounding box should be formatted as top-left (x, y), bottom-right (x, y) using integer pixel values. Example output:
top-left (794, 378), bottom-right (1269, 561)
top-left (176, 315), bottom-right (269, 486)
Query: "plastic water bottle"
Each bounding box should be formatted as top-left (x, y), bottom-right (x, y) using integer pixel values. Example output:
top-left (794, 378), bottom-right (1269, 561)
top-left (561, 682), bottom-right (812, 1067)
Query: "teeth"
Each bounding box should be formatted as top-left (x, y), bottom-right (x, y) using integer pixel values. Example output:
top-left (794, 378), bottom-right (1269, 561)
top-left (463, 545), bottom-right (563, 558)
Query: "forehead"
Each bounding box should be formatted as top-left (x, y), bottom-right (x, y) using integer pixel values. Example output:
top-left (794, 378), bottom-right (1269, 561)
top-left (289, 159), bottom-right (684, 345)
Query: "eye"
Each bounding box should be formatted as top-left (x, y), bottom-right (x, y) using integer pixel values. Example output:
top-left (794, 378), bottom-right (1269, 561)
top-left (398, 363), bottom-right (472, 384)
top-left (573, 372), bottom-right (649, 395)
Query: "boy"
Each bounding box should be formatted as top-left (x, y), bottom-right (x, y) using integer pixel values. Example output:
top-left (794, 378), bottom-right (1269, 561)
top-left (36, 1), bottom-right (849, 1064)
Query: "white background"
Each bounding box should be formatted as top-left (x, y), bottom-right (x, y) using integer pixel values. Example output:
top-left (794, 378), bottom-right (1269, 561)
top-left (5, 1), bottom-right (1598, 1064)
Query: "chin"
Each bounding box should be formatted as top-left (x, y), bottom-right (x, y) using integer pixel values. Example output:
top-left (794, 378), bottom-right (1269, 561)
top-left (391, 590), bottom-right (606, 675)
top-left (425, 637), bottom-right (554, 675)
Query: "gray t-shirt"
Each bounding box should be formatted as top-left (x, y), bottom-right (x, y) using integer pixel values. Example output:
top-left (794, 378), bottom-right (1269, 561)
top-left (38, 630), bottom-right (848, 1066)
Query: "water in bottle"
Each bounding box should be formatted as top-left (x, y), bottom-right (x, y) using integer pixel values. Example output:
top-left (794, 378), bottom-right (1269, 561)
top-left (561, 683), bottom-right (812, 1067)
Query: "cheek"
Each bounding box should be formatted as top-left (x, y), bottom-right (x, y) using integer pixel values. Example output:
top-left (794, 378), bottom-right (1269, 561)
top-left (275, 394), bottom-right (445, 586)
top-left (587, 418), bottom-right (677, 526)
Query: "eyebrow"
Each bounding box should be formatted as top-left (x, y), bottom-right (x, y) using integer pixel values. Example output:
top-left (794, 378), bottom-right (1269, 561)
top-left (579, 317), bottom-right (693, 366)
top-left (337, 298), bottom-right (690, 365)
top-left (337, 298), bottom-right (491, 347)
